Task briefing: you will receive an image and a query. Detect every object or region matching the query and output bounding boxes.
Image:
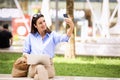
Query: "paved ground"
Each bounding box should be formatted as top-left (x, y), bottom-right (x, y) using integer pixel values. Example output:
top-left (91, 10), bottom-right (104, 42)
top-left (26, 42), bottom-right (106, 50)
top-left (0, 74), bottom-right (120, 80)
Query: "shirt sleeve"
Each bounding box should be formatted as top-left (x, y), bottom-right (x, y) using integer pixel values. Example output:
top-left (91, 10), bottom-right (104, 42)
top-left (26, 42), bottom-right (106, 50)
top-left (52, 31), bottom-right (70, 45)
top-left (23, 34), bottom-right (31, 54)
top-left (9, 32), bottom-right (13, 38)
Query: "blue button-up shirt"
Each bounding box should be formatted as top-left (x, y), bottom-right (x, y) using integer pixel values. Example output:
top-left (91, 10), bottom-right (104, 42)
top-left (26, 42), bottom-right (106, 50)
top-left (23, 31), bottom-right (69, 58)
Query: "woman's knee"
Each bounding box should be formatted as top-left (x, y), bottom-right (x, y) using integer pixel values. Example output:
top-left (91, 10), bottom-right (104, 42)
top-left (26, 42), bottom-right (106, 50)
top-left (36, 65), bottom-right (45, 70)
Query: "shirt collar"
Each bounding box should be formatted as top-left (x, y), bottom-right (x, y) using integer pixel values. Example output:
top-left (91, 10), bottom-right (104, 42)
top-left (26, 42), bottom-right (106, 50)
top-left (34, 32), bottom-right (50, 38)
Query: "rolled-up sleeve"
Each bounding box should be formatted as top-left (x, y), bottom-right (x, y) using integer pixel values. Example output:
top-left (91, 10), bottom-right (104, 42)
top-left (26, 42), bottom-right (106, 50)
top-left (23, 34), bottom-right (31, 54)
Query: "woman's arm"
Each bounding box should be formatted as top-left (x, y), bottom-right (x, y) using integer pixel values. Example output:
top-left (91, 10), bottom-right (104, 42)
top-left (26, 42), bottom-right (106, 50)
top-left (22, 53), bottom-right (29, 59)
top-left (65, 17), bottom-right (74, 37)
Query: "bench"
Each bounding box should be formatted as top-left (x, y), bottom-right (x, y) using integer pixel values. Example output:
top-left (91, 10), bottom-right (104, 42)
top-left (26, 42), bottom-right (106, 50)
top-left (0, 46), bottom-right (22, 53)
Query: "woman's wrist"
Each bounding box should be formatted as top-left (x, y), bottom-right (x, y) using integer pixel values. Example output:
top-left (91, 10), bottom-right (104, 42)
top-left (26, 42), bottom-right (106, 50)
top-left (22, 53), bottom-right (29, 59)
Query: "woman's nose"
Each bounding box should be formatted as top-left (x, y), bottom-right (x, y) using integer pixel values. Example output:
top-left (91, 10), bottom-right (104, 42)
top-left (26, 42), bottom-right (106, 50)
top-left (42, 22), bottom-right (46, 26)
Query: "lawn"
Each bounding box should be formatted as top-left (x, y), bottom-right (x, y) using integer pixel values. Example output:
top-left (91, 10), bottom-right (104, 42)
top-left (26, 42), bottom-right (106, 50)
top-left (0, 52), bottom-right (120, 78)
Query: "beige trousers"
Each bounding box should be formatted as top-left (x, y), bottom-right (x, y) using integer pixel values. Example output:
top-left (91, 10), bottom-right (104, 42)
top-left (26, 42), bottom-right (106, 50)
top-left (28, 59), bottom-right (55, 80)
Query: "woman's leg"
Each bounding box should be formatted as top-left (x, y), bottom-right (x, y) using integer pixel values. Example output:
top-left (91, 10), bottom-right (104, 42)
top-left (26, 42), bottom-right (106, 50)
top-left (28, 65), bottom-right (37, 78)
top-left (29, 64), bottom-right (49, 80)
top-left (45, 59), bottom-right (55, 78)
top-left (36, 65), bottom-right (49, 80)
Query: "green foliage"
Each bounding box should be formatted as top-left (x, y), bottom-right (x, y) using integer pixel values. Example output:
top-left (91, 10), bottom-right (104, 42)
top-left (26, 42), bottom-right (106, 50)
top-left (54, 63), bottom-right (120, 77)
top-left (0, 53), bottom-right (120, 78)
top-left (0, 52), bottom-right (21, 74)
top-left (53, 55), bottom-right (120, 78)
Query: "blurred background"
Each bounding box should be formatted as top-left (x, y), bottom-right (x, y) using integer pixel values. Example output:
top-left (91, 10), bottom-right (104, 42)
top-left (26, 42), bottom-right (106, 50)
top-left (0, 0), bottom-right (119, 56)
top-left (0, 0), bottom-right (117, 39)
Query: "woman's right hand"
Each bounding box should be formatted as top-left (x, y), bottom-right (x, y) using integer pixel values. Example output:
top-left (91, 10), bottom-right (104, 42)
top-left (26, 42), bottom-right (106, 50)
top-left (15, 56), bottom-right (27, 65)
top-left (15, 53), bottom-right (29, 64)
top-left (22, 53), bottom-right (29, 59)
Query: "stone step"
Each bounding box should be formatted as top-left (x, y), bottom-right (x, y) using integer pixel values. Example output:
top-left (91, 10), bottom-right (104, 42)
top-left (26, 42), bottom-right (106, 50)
top-left (1, 37), bottom-right (120, 57)
top-left (75, 43), bottom-right (120, 56)
top-left (96, 37), bottom-right (120, 44)
top-left (0, 74), bottom-right (120, 80)
top-left (55, 40), bottom-right (120, 57)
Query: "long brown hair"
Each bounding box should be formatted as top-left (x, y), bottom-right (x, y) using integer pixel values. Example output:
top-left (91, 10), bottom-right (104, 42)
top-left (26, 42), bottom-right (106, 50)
top-left (30, 13), bottom-right (51, 34)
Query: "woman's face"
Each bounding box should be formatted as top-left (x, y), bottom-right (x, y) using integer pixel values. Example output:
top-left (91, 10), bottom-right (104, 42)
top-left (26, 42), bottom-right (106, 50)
top-left (34, 17), bottom-right (47, 33)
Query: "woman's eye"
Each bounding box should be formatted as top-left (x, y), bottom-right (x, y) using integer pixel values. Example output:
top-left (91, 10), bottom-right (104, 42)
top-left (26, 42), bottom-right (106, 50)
top-left (43, 20), bottom-right (45, 22)
top-left (38, 22), bottom-right (42, 24)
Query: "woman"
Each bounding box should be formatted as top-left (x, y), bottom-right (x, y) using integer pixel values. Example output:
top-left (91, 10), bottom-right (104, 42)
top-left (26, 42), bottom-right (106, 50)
top-left (23, 13), bottom-right (74, 80)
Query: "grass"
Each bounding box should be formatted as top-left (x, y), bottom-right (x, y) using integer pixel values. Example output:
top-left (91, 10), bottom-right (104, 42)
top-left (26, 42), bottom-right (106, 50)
top-left (0, 52), bottom-right (120, 78)
top-left (54, 55), bottom-right (120, 78)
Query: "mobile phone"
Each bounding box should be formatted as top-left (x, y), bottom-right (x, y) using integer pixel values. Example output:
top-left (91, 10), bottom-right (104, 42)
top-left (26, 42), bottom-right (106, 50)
top-left (63, 14), bottom-right (68, 18)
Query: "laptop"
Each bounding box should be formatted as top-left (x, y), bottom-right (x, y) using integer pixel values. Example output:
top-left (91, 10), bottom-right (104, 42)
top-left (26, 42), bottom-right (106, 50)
top-left (27, 54), bottom-right (50, 65)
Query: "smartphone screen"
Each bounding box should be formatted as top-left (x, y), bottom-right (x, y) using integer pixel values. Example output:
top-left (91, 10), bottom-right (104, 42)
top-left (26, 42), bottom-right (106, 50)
top-left (63, 14), bottom-right (68, 18)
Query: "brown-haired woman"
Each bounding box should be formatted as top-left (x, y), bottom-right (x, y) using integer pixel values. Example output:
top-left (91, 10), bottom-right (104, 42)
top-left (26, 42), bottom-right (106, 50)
top-left (22, 13), bottom-right (74, 80)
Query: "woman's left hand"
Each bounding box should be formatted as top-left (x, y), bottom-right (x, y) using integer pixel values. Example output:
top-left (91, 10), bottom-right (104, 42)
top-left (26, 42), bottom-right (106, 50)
top-left (64, 16), bottom-right (74, 37)
top-left (64, 17), bottom-right (74, 29)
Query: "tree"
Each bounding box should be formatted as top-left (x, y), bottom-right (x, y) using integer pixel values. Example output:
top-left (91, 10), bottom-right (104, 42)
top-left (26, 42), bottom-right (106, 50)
top-left (64, 0), bottom-right (76, 59)
top-left (19, 0), bottom-right (28, 14)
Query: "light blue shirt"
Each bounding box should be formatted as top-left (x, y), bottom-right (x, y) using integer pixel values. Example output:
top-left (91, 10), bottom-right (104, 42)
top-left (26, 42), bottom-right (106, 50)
top-left (23, 31), bottom-right (69, 58)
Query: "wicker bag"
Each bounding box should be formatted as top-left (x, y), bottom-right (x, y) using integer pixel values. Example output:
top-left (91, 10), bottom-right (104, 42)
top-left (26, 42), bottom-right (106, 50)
top-left (11, 56), bottom-right (29, 77)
